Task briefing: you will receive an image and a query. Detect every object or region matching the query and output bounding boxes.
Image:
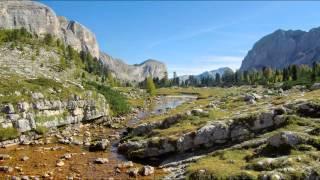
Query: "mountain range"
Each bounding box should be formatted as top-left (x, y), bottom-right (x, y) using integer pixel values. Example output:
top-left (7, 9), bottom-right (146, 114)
top-left (178, 67), bottom-right (233, 82)
top-left (0, 0), bottom-right (166, 82)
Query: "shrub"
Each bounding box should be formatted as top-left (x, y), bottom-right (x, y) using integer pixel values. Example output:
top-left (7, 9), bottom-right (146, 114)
top-left (85, 81), bottom-right (131, 116)
top-left (0, 127), bottom-right (19, 141)
top-left (146, 77), bottom-right (156, 96)
top-left (34, 126), bottom-right (48, 135)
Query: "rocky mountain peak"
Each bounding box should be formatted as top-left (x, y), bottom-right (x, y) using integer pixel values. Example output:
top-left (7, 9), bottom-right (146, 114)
top-left (240, 27), bottom-right (320, 71)
top-left (0, 0), bottom-right (167, 82)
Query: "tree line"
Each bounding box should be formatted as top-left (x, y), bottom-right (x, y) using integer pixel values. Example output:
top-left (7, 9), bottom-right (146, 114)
top-left (163, 63), bottom-right (320, 89)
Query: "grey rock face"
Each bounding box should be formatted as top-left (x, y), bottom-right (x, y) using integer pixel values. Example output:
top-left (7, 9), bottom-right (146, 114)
top-left (16, 119), bottom-right (31, 132)
top-left (0, 1), bottom-right (167, 82)
top-left (120, 109), bottom-right (291, 159)
top-left (0, 1), bottom-right (99, 58)
top-left (240, 28), bottom-right (320, 71)
top-left (267, 131), bottom-right (304, 148)
top-left (100, 53), bottom-right (167, 82)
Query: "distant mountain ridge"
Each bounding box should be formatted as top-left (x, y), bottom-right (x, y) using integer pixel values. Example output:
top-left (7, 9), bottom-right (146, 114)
top-left (0, 0), bottom-right (166, 82)
top-left (240, 27), bottom-right (320, 71)
top-left (99, 53), bottom-right (166, 82)
top-left (178, 67), bottom-right (233, 82)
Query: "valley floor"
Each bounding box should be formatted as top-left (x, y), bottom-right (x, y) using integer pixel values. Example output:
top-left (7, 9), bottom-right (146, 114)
top-left (0, 85), bottom-right (320, 179)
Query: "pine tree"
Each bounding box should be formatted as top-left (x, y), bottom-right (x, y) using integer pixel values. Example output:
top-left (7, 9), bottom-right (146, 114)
top-left (291, 65), bottom-right (298, 81)
top-left (44, 34), bottom-right (53, 46)
top-left (215, 73), bottom-right (221, 84)
top-left (146, 76), bottom-right (156, 96)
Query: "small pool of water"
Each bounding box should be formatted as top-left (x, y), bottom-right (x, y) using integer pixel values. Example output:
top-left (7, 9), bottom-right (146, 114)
top-left (128, 95), bottom-right (197, 127)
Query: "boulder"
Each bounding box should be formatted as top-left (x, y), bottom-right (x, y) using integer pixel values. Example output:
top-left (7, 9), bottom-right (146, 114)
top-left (176, 132), bottom-right (194, 152)
top-left (230, 125), bottom-right (251, 141)
top-left (311, 83), bottom-right (320, 90)
top-left (17, 102), bottom-right (30, 112)
top-left (16, 119), bottom-right (32, 132)
top-left (297, 102), bottom-right (320, 118)
top-left (194, 121), bottom-right (229, 146)
top-left (267, 131), bottom-right (304, 148)
top-left (3, 104), bottom-right (14, 114)
top-left (244, 94), bottom-right (255, 102)
top-left (251, 112), bottom-right (274, 131)
top-left (89, 139), bottom-right (110, 151)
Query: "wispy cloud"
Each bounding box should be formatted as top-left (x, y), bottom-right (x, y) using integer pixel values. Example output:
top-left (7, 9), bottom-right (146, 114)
top-left (147, 24), bottom-right (233, 49)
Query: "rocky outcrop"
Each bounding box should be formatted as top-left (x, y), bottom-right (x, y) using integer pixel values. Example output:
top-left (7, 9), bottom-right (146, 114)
top-left (0, 1), bottom-right (99, 58)
top-left (0, 92), bottom-right (109, 134)
top-left (0, 1), bottom-right (168, 82)
top-left (118, 108), bottom-right (288, 159)
top-left (240, 28), bottom-right (320, 71)
top-left (267, 131), bottom-right (305, 148)
top-left (100, 53), bottom-right (167, 82)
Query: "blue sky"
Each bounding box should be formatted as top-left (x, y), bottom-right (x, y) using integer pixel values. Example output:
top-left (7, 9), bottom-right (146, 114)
top-left (41, 1), bottom-right (320, 76)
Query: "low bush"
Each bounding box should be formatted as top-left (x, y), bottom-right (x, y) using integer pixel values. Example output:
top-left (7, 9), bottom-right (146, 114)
top-left (84, 81), bottom-right (131, 116)
top-left (34, 126), bottom-right (48, 135)
top-left (0, 127), bottom-right (19, 141)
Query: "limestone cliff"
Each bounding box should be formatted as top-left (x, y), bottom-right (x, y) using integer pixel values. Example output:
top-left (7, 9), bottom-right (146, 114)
top-left (0, 0), bottom-right (167, 82)
top-left (240, 28), bottom-right (320, 71)
top-left (100, 52), bottom-right (167, 82)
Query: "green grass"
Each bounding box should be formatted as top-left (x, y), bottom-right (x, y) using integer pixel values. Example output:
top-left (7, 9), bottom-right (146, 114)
top-left (84, 81), bottom-right (131, 116)
top-left (187, 149), bottom-right (258, 179)
top-left (35, 112), bottom-right (68, 123)
top-left (0, 127), bottom-right (19, 141)
top-left (34, 126), bottom-right (48, 135)
top-left (0, 75), bottom-right (83, 104)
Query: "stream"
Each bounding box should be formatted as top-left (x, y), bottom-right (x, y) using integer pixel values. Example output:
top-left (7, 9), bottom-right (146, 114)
top-left (0, 95), bottom-right (197, 179)
top-left (111, 95), bottom-right (197, 162)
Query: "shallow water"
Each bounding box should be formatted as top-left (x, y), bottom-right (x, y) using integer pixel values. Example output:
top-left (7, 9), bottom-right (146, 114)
top-left (128, 95), bottom-right (197, 127)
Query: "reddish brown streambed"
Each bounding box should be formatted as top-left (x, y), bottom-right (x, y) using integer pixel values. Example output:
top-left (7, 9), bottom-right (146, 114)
top-left (0, 95), bottom-right (196, 179)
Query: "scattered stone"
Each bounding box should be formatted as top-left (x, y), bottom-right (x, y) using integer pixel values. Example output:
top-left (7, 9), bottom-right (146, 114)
top-left (115, 168), bottom-right (121, 173)
top-left (62, 153), bottom-right (72, 160)
top-left (94, 158), bottom-right (109, 164)
top-left (15, 166), bottom-right (23, 172)
top-left (191, 109), bottom-right (203, 115)
top-left (0, 154), bottom-right (11, 160)
top-left (139, 165), bottom-right (154, 176)
top-left (56, 160), bottom-right (65, 167)
top-left (0, 166), bottom-right (13, 173)
top-left (89, 139), bottom-right (110, 151)
top-left (21, 176), bottom-right (30, 180)
top-left (128, 168), bottom-right (139, 177)
top-left (21, 156), bottom-right (29, 161)
top-left (117, 161), bottom-right (134, 168)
